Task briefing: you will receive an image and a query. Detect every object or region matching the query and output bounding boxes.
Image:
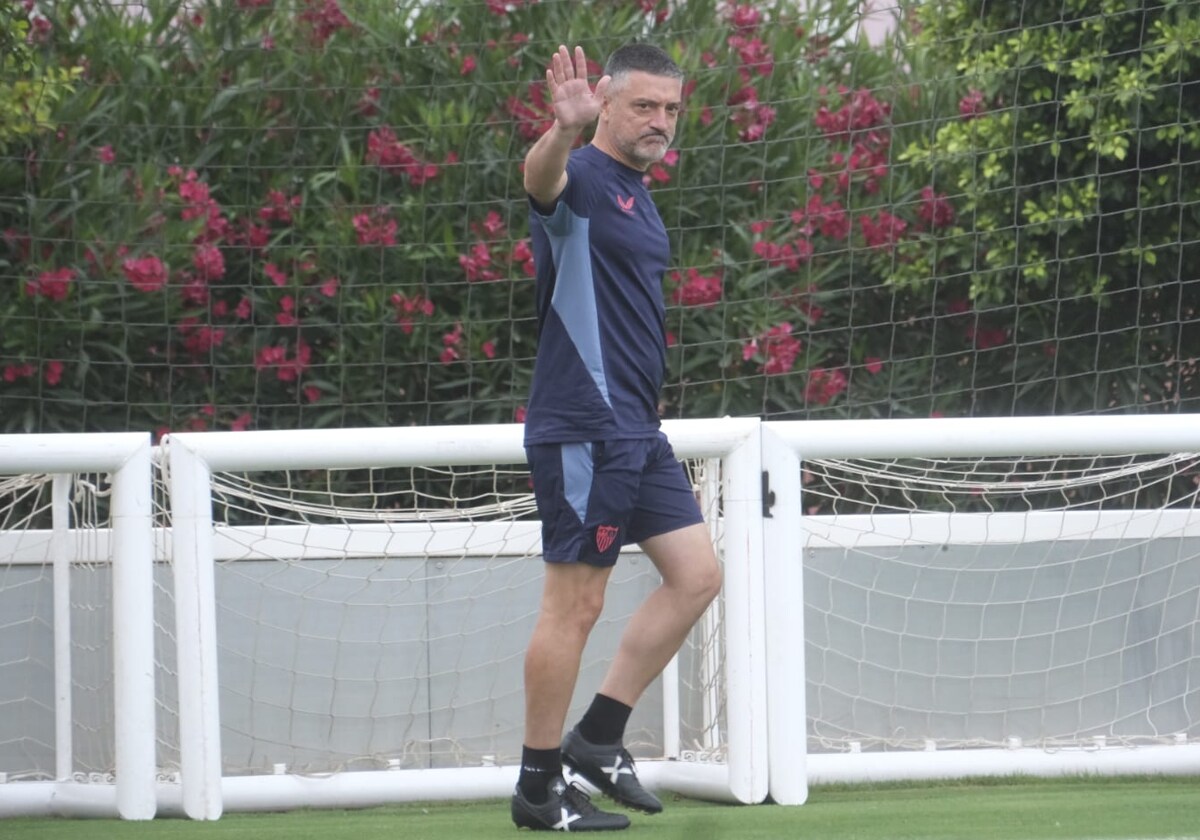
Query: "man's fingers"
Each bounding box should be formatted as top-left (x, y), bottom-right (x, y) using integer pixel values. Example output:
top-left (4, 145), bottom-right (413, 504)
top-left (573, 45), bottom-right (588, 81)
top-left (558, 44), bottom-right (573, 79)
top-left (548, 45), bottom-right (600, 104)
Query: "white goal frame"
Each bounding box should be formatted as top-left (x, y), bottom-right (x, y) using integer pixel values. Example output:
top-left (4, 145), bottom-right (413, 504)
top-left (766, 414), bottom-right (1200, 801)
top-left (5, 416), bottom-right (1200, 820)
top-left (0, 433), bottom-right (155, 820)
top-left (161, 417), bottom-right (774, 820)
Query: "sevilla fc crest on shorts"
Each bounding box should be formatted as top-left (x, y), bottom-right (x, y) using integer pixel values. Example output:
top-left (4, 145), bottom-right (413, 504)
top-left (595, 525), bottom-right (620, 553)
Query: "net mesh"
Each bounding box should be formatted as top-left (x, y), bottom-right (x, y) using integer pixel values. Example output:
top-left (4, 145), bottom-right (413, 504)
top-left (801, 451), bottom-right (1200, 752)
top-left (152, 457), bottom-right (726, 775)
top-left (0, 472), bottom-right (119, 782)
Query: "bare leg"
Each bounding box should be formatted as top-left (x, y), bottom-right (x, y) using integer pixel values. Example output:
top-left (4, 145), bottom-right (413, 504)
top-left (523, 561), bottom-right (614, 748)
top-left (597, 522), bottom-right (722, 707)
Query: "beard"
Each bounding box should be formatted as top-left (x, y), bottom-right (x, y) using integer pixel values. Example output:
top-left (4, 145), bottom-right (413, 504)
top-left (621, 132), bottom-right (672, 169)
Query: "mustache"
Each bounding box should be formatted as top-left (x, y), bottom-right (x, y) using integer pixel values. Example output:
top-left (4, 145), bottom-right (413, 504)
top-left (641, 131), bottom-right (670, 141)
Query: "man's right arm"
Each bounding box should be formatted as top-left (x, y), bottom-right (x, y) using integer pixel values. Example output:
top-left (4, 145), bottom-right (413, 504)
top-left (523, 121), bottom-right (579, 209)
top-left (523, 45), bottom-right (610, 209)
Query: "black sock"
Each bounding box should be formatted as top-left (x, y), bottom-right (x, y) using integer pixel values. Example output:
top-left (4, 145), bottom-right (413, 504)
top-left (517, 745), bottom-right (561, 804)
top-left (576, 693), bottom-right (633, 745)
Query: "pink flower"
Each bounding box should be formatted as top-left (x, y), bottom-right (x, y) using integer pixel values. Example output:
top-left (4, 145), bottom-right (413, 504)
top-left (753, 239), bottom-right (811, 271)
top-left (859, 211), bottom-right (907, 249)
top-left (864, 356), bottom-right (884, 375)
top-left (966, 324), bottom-right (1009, 349)
top-left (96, 145), bottom-right (115, 164)
top-left (481, 340), bottom-right (497, 359)
top-left (511, 239), bottom-right (533, 264)
top-left (264, 262), bottom-right (289, 286)
top-left (959, 88), bottom-right (987, 119)
top-left (192, 244), bottom-right (225, 281)
top-left (506, 82), bottom-right (555, 141)
top-left (795, 195), bottom-right (850, 241)
top-left (178, 321), bottom-right (226, 356)
top-left (515, 405), bottom-right (527, 423)
top-left (728, 35), bottom-right (773, 77)
top-left (259, 189), bottom-right (301, 225)
top-left (25, 268), bottom-right (74, 302)
top-left (303, 385), bottom-right (322, 403)
top-left (918, 186), bottom-right (955, 229)
top-left (177, 172), bottom-right (211, 212)
top-left (391, 292), bottom-right (435, 334)
top-left (231, 412), bottom-right (253, 431)
top-left (440, 322), bottom-right (464, 364)
top-left (365, 127), bottom-right (439, 187)
top-left (275, 295), bottom-right (297, 326)
top-left (255, 344), bottom-right (288, 370)
top-left (27, 16), bottom-right (51, 45)
top-left (814, 88), bottom-right (892, 139)
top-left (174, 170), bottom-right (230, 244)
top-left (299, 0), bottom-right (353, 46)
top-left (3, 363), bottom-right (36, 383)
top-left (670, 267), bottom-right (723, 307)
top-left (278, 340), bottom-right (312, 382)
top-left (180, 273), bottom-right (210, 306)
top-left (460, 242), bottom-right (501, 282)
top-left (745, 323), bottom-right (802, 375)
top-left (319, 276), bottom-right (340, 297)
top-left (122, 255), bottom-right (168, 293)
top-left (475, 210), bottom-right (507, 239)
top-left (44, 360), bottom-right (64, 387)
top-left (352, 208), bottom-right (398, 246)
top-left (726, 3), bottom-right (762, 31)
top-left (460, 55), bottom-right (477, 75)
top-left (805, 367), bottom-right (848, 405)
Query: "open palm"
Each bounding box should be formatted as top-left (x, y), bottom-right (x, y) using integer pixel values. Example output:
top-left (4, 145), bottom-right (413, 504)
top-left (546, 45), bottom-right (611, 132)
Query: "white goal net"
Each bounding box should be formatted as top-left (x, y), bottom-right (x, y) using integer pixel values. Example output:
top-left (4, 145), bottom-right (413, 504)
top-left (764, 416), bottom-right (1200, 787)
top-left (165, 460), bottom-right (722, 775)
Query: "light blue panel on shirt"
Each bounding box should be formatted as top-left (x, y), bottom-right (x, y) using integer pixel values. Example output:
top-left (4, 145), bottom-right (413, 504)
top-left (545, 213), bottom-right (613, 408)
top-left (561, 442), bottom-right (594, 524)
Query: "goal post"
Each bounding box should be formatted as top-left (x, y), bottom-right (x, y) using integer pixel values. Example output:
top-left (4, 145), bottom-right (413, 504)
top-left (765, 414), bottom-right (1200, 791)
top-left (0, 433), bottom-right (156, 820)
top-left (159, 417), bottom-right (770, 820)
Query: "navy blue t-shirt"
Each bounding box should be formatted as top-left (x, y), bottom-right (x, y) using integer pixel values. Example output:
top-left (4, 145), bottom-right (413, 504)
top-left (523, 144), bottom-right (670, 445)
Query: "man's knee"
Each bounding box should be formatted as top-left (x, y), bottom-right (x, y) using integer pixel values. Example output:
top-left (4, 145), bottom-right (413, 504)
top-left (688, 557), bottom-right (723, 606)
top-left (541, 568), bottom-right (609, 634)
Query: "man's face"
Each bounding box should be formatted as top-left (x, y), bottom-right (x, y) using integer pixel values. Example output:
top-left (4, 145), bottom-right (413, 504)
top-left (599, 71), bottom-right (683, 171)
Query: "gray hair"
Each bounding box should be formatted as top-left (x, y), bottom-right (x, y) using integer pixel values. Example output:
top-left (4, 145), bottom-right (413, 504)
top-left (603, 43), bottom-right (683, 91)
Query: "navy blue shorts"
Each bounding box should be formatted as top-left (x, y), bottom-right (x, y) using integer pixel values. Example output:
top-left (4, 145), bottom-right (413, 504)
top-left (525, 432), bottom-right (705, 567)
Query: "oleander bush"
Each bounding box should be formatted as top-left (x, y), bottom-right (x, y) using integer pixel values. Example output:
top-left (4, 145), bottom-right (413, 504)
top-left (1, 0), bottom-right (1195, 436)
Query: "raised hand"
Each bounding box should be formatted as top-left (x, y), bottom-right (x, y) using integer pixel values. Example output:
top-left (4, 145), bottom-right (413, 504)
top-left (545, 45), bottom-right (611, 133)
